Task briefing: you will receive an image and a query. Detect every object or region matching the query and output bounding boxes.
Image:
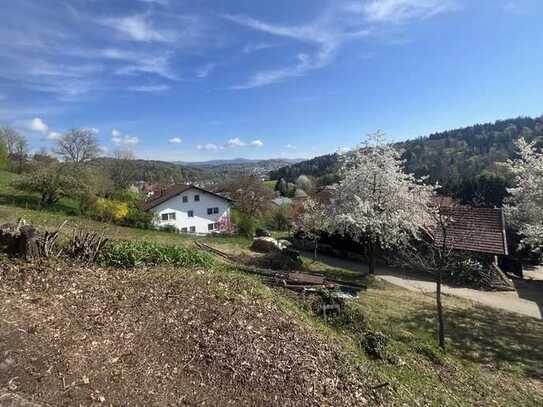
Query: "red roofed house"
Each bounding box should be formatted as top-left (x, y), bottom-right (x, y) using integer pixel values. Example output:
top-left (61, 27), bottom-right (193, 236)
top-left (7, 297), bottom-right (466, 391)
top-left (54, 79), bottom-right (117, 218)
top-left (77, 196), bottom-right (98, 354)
top-left (429, 203), bottom-right (508, 259)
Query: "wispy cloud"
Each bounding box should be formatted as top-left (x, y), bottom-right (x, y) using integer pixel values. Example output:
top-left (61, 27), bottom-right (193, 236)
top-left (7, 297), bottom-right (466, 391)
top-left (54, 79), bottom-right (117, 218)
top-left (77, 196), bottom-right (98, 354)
top-left (224, 12), bottom-right (369, 89)
top-left (115, 54), bottom-right (179, 80)
top-left (250, 139), bottom-right (264, 147)
top-left (243, 42), bottom-right (276, 53)
top-left (127, 84), bottom-right (170, 92)
top-left (168, 137), bottom-right (182, 144)
top-left (195, 63), bottom-right (216, 78)
top-left (285, 144), bottom-right (296, 149)
top-left (225, 1), bottom-right (455, 89)
top-left (99, 14), bottom-right (170, 43)
top-left (358, 0), bottom-right (456, 23)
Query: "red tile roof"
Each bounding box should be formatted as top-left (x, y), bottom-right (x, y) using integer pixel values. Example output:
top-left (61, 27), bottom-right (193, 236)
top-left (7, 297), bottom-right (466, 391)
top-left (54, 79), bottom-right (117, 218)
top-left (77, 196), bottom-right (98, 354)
top-left (430, 206), bottom-right (508, 256)
top-left (140, 184), bottom-right (232, 211)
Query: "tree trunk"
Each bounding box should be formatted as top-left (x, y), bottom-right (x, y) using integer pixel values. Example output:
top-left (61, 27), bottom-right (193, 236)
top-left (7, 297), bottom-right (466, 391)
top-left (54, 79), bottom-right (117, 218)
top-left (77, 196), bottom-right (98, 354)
top-left (313, 238), bottom-right (318, 260)
top-left (368, 241), bottom-right (376, 275)
top-left (436, 268), bottom-right (446, 351)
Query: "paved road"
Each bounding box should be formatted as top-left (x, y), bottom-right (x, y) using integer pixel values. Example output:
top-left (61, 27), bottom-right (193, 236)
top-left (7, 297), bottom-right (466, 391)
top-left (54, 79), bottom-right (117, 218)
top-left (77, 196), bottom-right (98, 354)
top-left (376, 268), bottom-right (543, 320)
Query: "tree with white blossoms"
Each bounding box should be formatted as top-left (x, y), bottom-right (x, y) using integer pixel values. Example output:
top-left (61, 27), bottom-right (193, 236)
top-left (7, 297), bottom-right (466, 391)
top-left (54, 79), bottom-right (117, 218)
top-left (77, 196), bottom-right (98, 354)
top-left (505, 138), bottom-right (543, 250)
top-left (331, 132), bottom-right (436, 275)
top-left (297, 198), bottom-right (330, 259)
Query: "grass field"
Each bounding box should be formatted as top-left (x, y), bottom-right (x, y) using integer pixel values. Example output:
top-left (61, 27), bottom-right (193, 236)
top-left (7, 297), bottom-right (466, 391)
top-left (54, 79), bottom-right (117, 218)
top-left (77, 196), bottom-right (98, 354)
top-left (1, 169), bottom-right (542, 405)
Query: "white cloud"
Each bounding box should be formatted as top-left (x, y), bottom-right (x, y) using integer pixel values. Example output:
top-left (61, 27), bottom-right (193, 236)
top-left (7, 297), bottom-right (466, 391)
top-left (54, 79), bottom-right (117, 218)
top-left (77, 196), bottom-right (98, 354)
top-left (112, 129), bottom-right (139, 147)
top-left (195, 63), bottom-right (216, 78)
top-left (47, 131), bottom-right (62, 140)
top-left (168, 137), bottom-right (182, 144)
top-left (286, 144), bottom-right (296, 149)
top-left (100, 15), bottom-right (168, 43)
top-left (197, 143), bottom-right (219, 151)
top-left (337, 146), bottom-right (350, 154)
top-left (127, 84), bottom-right (170, 92)
top-left (225, 137), bottom-right (247, 148)
top-left (360, 0), bottom-right (456, 23)
top-left (28, 117), bottom-right (48, 133)
top-left (223, 137), bottom-right (264, 148)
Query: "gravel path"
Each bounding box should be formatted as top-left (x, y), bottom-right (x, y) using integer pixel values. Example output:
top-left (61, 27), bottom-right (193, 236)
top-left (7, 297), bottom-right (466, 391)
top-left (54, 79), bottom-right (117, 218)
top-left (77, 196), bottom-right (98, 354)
top-left (376, 268), bottom-right (543, 320)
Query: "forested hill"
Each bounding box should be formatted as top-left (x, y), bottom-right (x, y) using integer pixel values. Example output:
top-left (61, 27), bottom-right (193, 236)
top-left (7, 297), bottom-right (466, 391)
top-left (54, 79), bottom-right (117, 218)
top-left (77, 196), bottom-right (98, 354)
top-left (270, 116), bottom-right (543, 207)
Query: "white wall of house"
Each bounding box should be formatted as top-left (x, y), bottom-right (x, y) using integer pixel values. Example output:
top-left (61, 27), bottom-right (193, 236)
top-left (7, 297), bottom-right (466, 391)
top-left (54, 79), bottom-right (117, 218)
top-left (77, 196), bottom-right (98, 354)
top-left (149, 188), bottom-right (231, 234)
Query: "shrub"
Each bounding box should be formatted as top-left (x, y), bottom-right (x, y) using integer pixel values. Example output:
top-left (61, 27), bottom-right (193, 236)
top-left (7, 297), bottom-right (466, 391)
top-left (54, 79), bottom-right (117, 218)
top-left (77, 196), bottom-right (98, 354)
top-left (99, 240), bottom-right (216, 269)
top-left (88, 198), bottom-right (129, 223)
top-left (267, 205), bottom-right (292, 231)
top-left (120, 207), bottom-right (154, 229)
top-left (160, 224), bottom-right (178, 234)
top-left (235, 212), bottom-right (257, 237)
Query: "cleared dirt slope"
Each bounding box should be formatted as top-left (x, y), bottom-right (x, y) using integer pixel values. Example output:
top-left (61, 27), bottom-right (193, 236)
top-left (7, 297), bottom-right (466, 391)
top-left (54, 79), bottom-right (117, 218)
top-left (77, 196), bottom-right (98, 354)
top-left (0, 258), bottom-right (373, 406)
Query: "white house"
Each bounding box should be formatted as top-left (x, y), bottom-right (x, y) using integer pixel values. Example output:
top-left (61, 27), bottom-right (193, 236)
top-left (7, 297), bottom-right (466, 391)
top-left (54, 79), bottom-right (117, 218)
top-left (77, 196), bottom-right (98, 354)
top-left (141, 185), bottom-right (233, 234)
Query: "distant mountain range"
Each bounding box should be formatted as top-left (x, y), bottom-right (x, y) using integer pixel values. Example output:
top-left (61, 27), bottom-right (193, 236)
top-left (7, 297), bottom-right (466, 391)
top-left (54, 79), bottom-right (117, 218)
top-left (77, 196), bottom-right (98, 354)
top-left (174, 158), bottom-right (304, 168)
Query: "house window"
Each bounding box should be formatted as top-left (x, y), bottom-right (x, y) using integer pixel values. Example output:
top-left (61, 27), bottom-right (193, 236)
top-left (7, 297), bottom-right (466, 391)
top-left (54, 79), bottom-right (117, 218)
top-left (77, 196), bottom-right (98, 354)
top-left (182, 196), bottom-right (188, 203)
top-left (188, 210), bottom-right (194, 217)
top-left (207, 208), bottom-right (213, 215)
top-left (194, 194), bottom-right (200, 202)
top-left (213, 207), bottom-right (219, 214)
top-left (208, 223), bottom-right (214, 231)
top-left (161, 213), bottom-right (176, 221)
top-left (181, 227), bottom-right (188, 233)
top-left (190, 226), bottom-right (196, 233)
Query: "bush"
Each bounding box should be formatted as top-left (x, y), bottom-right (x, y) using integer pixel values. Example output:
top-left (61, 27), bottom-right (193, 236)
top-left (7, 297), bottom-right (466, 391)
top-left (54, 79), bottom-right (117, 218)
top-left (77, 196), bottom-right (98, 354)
top-left (120, 207), bottom-right (154, 229)
top-left (87, 197), bottom-right (129, 223)
top-left (159, 225), bottom-right (178, 234)
top-left (235, 213), bottom-right (257, 237)
top-left (267, 205), bottom-right (292, 231)
top-left (99, 240), bottom-right (216, 269)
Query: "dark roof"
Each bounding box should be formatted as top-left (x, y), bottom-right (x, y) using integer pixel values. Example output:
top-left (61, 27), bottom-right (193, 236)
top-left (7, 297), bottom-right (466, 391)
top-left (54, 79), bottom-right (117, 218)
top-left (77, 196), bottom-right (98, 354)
top-left (430, 206), bottom-right (508, 256)
top-left (140, 184), bottom-right (232, 211)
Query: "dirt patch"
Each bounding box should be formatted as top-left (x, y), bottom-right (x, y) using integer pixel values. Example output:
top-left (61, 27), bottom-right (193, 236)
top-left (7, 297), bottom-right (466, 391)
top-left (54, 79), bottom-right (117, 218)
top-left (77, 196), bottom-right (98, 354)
top-left (0, 257), bottom-right (373, 406)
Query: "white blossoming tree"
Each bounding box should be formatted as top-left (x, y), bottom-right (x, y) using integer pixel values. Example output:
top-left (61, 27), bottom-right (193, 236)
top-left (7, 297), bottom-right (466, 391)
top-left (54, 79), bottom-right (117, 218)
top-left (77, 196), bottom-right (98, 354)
top-left (331, 132), bottom-right (436, 275)
top-left (505, 138), bottom-right (543, 250)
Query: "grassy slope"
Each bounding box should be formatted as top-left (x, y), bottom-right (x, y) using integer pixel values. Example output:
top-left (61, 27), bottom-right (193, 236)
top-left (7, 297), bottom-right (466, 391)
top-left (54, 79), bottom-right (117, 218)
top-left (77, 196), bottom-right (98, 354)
top-left (1, 170), bottom-right (542, 404)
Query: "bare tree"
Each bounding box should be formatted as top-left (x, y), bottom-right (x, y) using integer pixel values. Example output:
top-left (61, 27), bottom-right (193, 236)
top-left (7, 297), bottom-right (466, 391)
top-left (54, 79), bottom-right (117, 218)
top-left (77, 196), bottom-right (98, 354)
top-left (219, 176), bottom-right (274, 218)
top-left (0, 127), bottom-right (28, 173)
top-left (400, 197), bottom-right (468, 351)
top-left (55, 129), bottom-right (100, 164)
top-left (0, 126), bottom-right (26, 156)
top-left (108, 149), bottom-right (137, 189)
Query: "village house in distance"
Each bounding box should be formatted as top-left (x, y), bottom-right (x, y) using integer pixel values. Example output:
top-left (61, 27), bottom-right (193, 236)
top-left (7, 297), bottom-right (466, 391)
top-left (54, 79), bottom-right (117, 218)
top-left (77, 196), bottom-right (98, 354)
top-left (141, 185), bottom-right (233, 234)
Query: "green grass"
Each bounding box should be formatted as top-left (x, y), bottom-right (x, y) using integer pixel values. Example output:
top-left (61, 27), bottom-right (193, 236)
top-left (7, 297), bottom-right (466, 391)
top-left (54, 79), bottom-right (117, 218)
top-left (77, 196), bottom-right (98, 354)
top-left (0, 169), bottom-right (79, 215)
top-left (262, 180), bottom-right (276, 190)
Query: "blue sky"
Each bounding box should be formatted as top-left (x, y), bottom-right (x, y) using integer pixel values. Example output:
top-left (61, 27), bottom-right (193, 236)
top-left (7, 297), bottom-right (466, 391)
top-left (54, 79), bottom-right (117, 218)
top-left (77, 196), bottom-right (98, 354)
top-left (1, 0), bottom-right (542, 161)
